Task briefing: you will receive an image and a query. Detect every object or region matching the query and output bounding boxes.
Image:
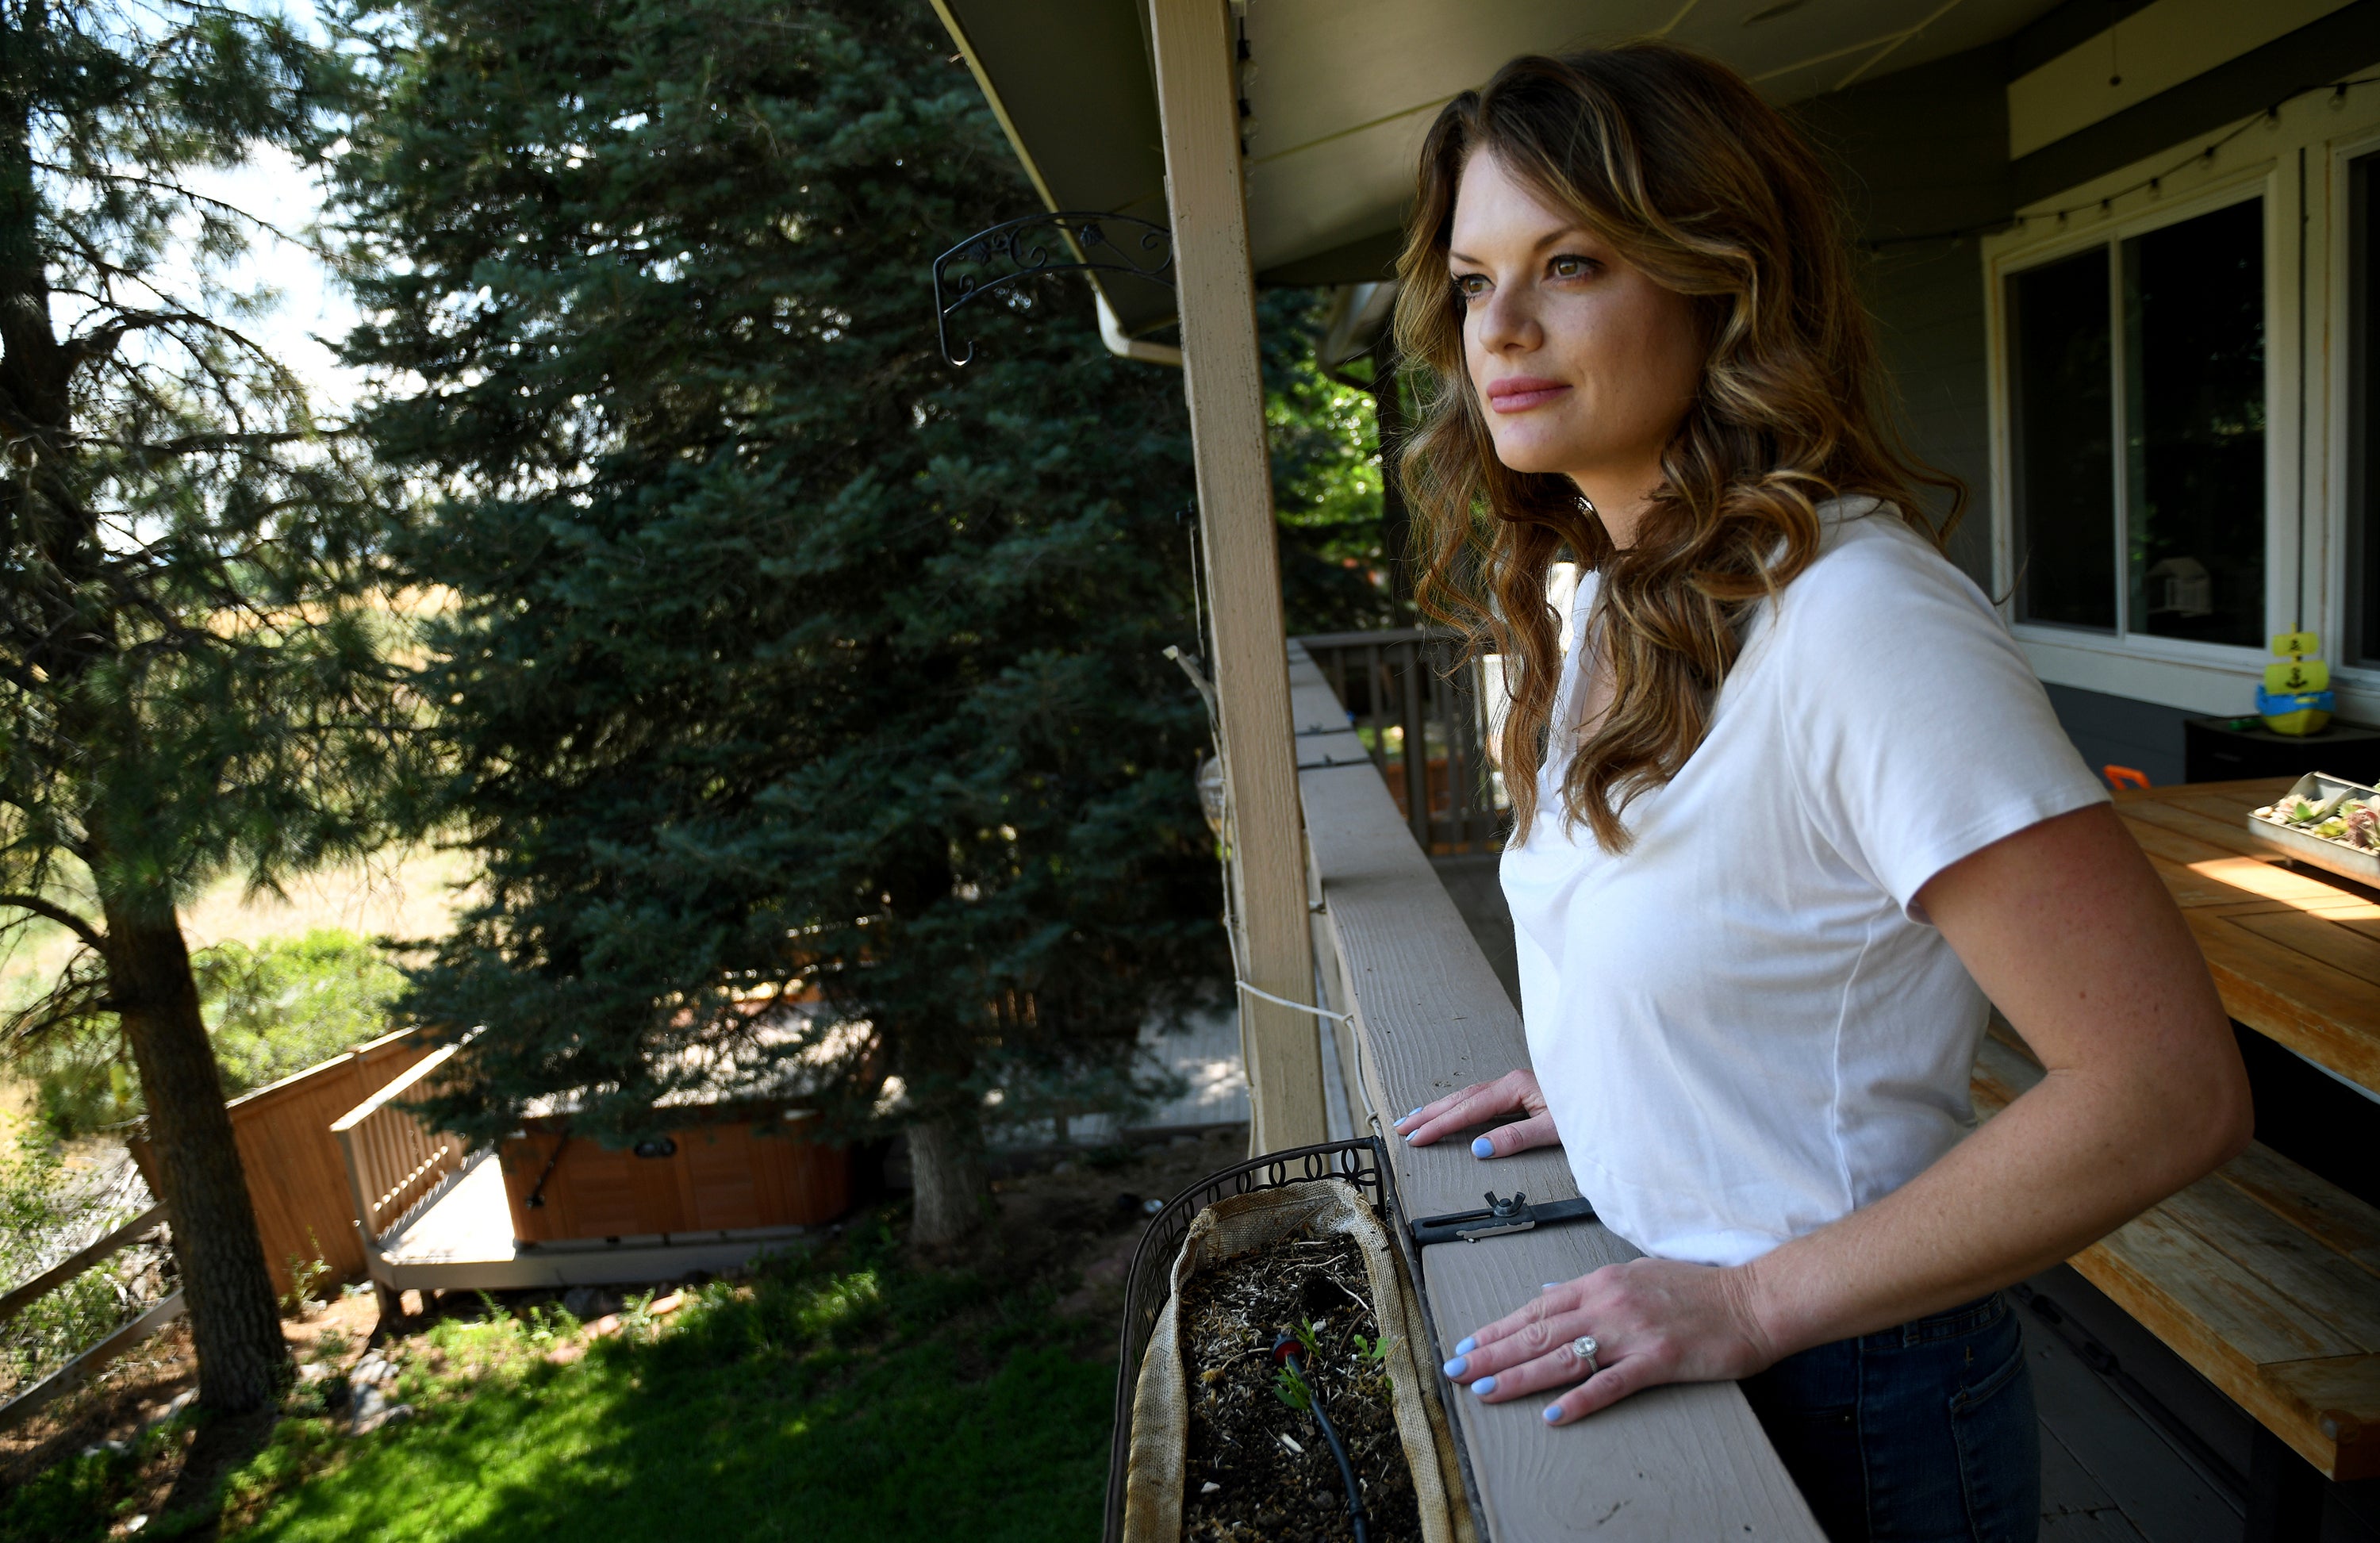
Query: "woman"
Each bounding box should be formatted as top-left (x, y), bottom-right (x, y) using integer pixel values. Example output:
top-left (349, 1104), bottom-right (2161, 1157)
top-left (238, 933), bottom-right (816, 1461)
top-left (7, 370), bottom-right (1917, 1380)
top-left (1386, 44), bottom-right (2251, 1543)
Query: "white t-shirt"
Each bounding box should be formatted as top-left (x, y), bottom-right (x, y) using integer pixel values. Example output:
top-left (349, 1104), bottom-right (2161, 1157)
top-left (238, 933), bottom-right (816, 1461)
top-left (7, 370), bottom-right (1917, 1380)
top-left (1500, 499), bottom-right (2107, 1268)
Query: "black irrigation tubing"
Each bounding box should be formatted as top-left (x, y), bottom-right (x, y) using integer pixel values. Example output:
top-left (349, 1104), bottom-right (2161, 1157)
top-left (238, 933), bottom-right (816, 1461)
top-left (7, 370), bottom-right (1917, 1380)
top-left (1273, 1334), bottom-right (1371, 1543)
top-left (1860, 74), bottom-right (2380, 251)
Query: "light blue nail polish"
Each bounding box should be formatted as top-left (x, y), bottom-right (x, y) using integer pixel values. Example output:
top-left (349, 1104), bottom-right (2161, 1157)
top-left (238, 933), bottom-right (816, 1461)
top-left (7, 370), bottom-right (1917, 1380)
top-left (1455, 1337), bottom-right (1476, 1355)
top-left (1543, 1405), bottom-right (1562, 1424)
top-left (1472, 1375), bottom-right (1498, 1396)
top-left (1541, 1283), bottom-right (1560, 1291)
top-left (1407, 1106), bottom-right (1423, 1119)
top-left (1403, 1130), bottom-right (1417, 1143)
top-left (1472, 1135), bottom-right (1494, 1157)
top-left (1441, 1356), bottom-right (1467, 1378)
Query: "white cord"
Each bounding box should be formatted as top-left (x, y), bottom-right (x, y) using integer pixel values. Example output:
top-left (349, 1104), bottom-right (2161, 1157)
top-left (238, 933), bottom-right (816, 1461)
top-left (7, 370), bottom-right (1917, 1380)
top-left (1235, 979), bottom-right (1353, 1023)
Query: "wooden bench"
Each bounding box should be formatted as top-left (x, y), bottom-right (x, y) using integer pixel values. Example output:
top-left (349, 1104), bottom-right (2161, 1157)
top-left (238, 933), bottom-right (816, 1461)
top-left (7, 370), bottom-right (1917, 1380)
top-left (1971, 1032), bottom-right (2380, 1536)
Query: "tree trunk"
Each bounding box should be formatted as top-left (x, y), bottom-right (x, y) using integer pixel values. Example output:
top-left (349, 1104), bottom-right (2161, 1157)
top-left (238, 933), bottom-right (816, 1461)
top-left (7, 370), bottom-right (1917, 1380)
top-left (907, 1105), bottom-right (991, 1249)
top-left (100, 892), bottom-right (290, 1413)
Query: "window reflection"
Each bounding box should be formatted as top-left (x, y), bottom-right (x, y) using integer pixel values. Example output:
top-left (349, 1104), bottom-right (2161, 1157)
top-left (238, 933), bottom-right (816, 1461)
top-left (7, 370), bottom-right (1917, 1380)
top-left (2010, 249), bottom-right (2115, 631)
top-left (2122, 200), bottom-right (2266, 646)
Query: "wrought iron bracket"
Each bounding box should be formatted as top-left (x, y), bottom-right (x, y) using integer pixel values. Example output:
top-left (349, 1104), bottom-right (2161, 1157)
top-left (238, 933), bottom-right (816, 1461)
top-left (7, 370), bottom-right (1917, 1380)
top-left (933, 210), bottom-right (1173, 366)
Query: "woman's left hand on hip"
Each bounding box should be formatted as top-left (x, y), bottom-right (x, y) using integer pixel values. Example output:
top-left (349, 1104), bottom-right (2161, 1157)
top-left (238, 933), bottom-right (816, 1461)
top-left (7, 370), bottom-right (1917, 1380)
top-left (1441, 1257), bottom-right (1778, 1425)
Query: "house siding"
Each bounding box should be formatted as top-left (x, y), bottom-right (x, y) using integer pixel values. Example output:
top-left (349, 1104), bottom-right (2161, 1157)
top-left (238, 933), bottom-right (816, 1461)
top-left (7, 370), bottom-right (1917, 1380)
top-left (1797, 47), bottom-right (2010, 593)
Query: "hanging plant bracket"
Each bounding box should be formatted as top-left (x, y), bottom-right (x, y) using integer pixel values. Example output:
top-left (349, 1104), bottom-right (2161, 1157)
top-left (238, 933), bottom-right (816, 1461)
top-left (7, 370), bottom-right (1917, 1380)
top-left (932, 210), bottom-right (1173, 365)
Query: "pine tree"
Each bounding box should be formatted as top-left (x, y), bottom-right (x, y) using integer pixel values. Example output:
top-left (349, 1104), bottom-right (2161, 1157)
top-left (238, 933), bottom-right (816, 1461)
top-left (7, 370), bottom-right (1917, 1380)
top-left (331, 0), bottom-right (1228, 1246)
top-left (0, 1), bottom-right (408, 1411)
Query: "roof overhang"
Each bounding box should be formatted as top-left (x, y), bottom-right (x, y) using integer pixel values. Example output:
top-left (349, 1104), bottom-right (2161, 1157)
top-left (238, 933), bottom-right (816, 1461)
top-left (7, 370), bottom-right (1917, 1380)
top-left (932, 0), bottom-right (2067, 337)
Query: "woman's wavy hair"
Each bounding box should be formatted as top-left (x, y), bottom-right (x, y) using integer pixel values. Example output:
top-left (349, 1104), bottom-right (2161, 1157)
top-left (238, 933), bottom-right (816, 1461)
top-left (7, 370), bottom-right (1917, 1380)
top-left (1394, 43), bottom-right (1960, 850)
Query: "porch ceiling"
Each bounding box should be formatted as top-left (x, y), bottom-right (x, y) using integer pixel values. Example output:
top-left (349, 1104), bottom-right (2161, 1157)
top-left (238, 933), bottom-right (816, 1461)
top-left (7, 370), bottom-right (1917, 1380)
top-left (936, 0), bottom-right (2064, 333)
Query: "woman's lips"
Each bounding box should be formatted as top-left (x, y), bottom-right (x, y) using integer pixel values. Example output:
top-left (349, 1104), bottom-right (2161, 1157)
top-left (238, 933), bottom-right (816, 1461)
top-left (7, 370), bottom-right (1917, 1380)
top-left (1486, 377), bottom-right (1571, 413)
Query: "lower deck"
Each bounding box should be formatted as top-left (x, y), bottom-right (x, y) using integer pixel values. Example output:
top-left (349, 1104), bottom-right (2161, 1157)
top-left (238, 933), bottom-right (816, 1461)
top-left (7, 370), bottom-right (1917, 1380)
top-left (370, 1150), bottom-right (817, 1292)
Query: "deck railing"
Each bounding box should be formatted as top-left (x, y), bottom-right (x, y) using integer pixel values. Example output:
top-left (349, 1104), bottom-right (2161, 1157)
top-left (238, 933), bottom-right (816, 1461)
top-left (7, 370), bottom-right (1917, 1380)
top-left (331, 1044), bottom-right (469, 1252)
top-left (1294, 628), bottom-right (1506, 854)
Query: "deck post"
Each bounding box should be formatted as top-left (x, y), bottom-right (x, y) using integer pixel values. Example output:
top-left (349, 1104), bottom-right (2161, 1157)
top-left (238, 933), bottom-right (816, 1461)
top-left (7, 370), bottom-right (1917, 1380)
top-left (1146, 0), bottom-right (1326, 1153)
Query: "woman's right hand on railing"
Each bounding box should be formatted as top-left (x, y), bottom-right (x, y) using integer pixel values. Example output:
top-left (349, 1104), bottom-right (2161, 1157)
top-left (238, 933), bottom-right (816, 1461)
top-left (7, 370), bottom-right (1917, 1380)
top-left (1391, 1069), bottom-right (1560, 1158)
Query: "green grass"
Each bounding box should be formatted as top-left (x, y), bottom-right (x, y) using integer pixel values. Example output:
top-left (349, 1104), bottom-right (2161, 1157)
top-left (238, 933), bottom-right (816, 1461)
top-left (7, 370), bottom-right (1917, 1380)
top-left (1, 1219), bottom-right (1118, 1543)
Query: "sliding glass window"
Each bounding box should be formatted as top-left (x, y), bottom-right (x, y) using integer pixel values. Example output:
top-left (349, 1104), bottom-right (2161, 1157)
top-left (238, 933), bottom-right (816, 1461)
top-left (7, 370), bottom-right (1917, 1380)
top-left (2006, 197), bottom-right (2267, 647)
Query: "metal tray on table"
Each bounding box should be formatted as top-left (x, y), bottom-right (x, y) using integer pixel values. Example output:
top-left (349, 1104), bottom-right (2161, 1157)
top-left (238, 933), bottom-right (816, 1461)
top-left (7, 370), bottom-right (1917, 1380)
top-left (2242, 770), bottom-right (2380, 888)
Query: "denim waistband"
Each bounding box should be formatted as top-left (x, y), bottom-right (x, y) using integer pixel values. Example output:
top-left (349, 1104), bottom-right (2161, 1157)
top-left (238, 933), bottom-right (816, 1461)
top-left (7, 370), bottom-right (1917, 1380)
top-left (1854, 1291), bottom-right (2007, 1352)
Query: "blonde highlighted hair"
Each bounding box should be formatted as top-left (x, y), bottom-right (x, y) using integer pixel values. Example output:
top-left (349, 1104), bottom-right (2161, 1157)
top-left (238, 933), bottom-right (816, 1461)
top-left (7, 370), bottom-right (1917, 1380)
top-left (1393, 43), bottom-right (1960, 850)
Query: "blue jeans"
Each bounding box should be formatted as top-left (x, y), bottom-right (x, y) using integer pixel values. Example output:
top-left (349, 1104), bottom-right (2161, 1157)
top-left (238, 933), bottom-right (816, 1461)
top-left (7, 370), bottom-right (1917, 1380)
top-left (1741, 1292), bottom-right (2039, 1543)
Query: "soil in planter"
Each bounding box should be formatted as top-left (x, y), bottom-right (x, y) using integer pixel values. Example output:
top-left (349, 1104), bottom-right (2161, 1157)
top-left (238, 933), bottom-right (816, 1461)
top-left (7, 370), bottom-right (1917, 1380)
top-left (1178, 1226), bottom-right (1422, 1543)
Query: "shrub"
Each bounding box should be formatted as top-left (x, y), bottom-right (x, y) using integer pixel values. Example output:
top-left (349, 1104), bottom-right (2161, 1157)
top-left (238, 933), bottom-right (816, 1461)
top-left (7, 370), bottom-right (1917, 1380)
top-left (15, 930), bottom-right (405, 1138)
top-left (198, 932), bottom-right (409, 1097)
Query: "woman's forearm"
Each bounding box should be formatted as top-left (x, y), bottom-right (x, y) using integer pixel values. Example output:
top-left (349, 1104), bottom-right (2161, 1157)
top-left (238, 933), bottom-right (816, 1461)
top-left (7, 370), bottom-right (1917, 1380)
top-left (1736, 801), bottom-right (2255, 1361)
top-left (1739, 1052), bottom-right (2248, 1361)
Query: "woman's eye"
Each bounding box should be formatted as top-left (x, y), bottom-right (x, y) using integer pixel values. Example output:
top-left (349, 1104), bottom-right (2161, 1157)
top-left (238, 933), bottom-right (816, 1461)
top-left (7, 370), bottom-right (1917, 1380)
top-left (1453, 273), bottom-right (1489, 300)
top-left (1549, 254), bottom-right (1598, 279)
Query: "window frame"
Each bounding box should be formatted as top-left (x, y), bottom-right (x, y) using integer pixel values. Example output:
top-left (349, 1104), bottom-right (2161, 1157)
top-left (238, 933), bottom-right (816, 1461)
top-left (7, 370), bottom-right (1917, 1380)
top-left (1987, 172), bottom-right (2283, 679)
top-left (2326, 125), bottom-right (2380, 688)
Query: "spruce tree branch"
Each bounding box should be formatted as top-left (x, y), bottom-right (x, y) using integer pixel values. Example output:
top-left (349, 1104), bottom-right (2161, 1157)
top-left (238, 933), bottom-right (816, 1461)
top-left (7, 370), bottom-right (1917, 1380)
top-left (29, 159), bottom-right (305, 250)
top-left (65, 307), bottom-right (286, 373)
top-left (0, 894), bottom-right (106, 953)
top-left (83, 428), bottom-right (317, 456)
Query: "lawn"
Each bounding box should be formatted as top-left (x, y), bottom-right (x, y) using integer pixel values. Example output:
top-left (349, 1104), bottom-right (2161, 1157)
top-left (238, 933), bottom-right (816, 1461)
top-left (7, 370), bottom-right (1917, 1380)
top-left (0, 1133), bottom-right (1241, 1542)
top-left (226, 1230), bottom-right (1112, 1541)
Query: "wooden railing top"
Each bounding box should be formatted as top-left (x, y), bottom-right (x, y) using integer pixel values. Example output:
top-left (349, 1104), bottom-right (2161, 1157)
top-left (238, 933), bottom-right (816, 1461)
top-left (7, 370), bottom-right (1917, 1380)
top-left (1287, 640), bottom-right (1821, 1542)
top-left (221, 1025), bottom-right (421, 1115)
top-left (329, 1041), bottom-right (461, 1134)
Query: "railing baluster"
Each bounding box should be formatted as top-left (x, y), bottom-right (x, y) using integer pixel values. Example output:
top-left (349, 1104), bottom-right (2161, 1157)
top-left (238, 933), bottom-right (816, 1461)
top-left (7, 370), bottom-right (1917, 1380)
top-left (1399, 640), bottom-right (1430, 850)
top-left (1448, 643), bottom-right (1481, 842)
top-left (1369, 646), bottom-right (1391, 798)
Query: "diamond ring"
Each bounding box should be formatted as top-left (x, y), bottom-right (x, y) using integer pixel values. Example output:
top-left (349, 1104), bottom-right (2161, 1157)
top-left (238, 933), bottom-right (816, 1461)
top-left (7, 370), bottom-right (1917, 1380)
top-left (1572, 1334), bottom-right (1599, 1376)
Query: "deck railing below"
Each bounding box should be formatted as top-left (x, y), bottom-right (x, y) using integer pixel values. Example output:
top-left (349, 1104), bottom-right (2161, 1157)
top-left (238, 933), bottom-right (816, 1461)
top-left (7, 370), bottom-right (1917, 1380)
top-left (1294, 628), bottom-right (1506, 854)
top-left (332, 1044), bottom-right (469, 1253)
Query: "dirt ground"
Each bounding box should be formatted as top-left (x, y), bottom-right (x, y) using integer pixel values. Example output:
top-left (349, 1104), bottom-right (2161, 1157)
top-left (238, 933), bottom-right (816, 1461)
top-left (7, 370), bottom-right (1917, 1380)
top-left (1177, 1230), bottom-right (1421, 1543)
top-left (0, 1288), bottom-right (382, 1508)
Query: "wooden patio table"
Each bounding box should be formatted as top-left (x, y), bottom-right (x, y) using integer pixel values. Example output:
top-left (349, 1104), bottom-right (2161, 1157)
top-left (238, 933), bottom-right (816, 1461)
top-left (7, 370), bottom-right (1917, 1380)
top-left (2113, 776), bottom-right (2380, 1092)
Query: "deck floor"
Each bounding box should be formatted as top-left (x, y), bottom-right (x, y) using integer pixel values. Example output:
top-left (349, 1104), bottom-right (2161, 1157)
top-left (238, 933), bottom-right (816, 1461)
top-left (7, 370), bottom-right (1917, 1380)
top-left (383, 1150), bottom-right (512, 1266)
top-left (2023, 1266), bottom-right (2379, 1542)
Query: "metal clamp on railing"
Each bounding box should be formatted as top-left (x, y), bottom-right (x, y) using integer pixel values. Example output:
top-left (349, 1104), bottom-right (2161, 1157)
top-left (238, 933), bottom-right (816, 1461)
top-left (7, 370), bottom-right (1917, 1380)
top-left (1410, 1190), bottom-right (1598, 1248)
